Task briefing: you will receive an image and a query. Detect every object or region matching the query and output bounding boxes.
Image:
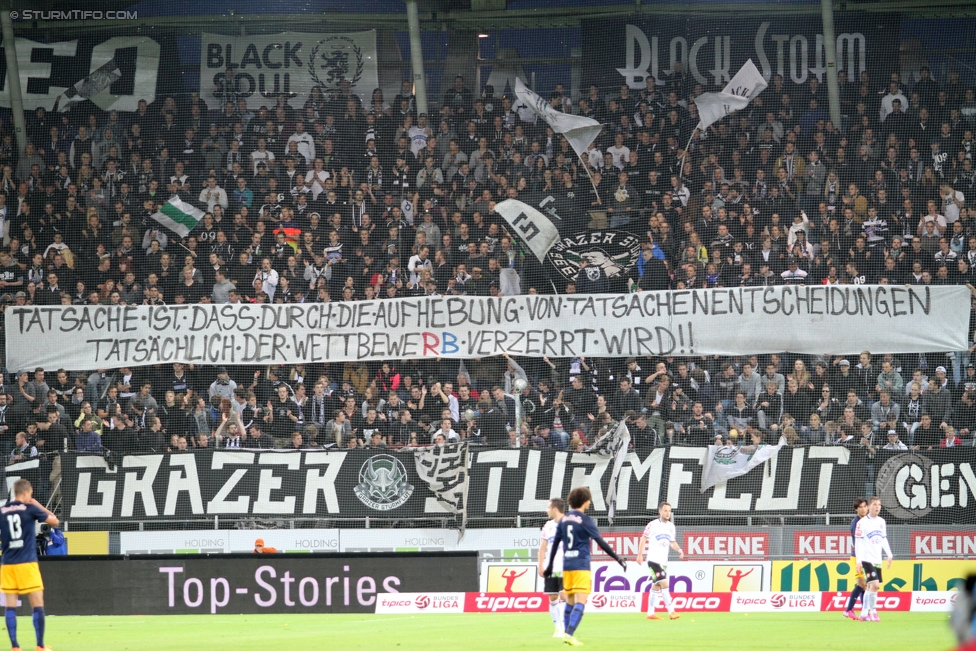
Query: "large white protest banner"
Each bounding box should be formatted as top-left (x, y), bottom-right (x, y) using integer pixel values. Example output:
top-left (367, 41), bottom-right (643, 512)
top-left (201, 31), bottom-right (378, 108)
top-left (5, 286), bottom-right (968, 370)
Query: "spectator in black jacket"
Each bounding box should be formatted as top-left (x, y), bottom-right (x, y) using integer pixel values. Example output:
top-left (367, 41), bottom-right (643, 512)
top-left (564, 375), bottom-right (597, 421)
top-left (477, 396), bottom-right (509, 447)
top-left (630, 413), bottom-right (658, 452)
top-left (922, 378), bottom-right (953, 426)
top-left (841, 389), bottom-right (871, 423)
top-left (574, 257), bottom-right (609, 294)
top-left (679, 401), bottom-right (715, 445)
top-left (611, 378), bottom-right (642, 416)
top-left (831, 359), bottom-right (856, 397)
top-left (757, 381), bottom-right (784, 430)
top-left (633, 247), bottom-right (670, 291)
top-left (246, 422), bottom-right (274, 449)
top-left (782, 378), bottom-right (813, 426)
top-left (954, 389), bottom-right (976, 442)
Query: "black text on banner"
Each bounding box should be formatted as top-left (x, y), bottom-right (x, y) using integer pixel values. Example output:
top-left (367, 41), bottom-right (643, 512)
top-left (5, 286), bottom-right (967, 370)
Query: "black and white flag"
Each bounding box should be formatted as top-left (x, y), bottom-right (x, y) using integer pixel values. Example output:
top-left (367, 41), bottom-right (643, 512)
top-left (60, 57), bottom-right (123, 111)
top-left (588, 419), bottom-right (631, 525)
top-left (694, 59), bottom-right (768, 130)
top-left (494, 199), bottom-right (560, 262)
top-left (413, 442), bottom-right (469, 520)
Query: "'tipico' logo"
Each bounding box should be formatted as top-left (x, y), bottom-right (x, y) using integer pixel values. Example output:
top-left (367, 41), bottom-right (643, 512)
top-left (354, 454), bottom-right (414, 511)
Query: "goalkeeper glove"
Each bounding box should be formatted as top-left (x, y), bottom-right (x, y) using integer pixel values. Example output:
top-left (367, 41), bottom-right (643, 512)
top-left (617, 558), bottom-right (627, 571)
top-left (543, 566), bottom-right (553, 579)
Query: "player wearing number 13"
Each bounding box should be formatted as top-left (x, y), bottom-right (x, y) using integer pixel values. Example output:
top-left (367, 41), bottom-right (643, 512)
top-left (0, 479), bottom-right (58, 651)
top-left (545, 487), bottom-right (627, 646)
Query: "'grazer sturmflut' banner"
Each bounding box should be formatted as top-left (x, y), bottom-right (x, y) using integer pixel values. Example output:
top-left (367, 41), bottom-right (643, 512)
top-left (49, 447), bottom-right (976, 526)
top-left (3, 286), bottom-right (968, 370)
top-left (0, 35), bottom-right (170, 111)
top-left (583, 14), bottom-right (897, 92)
top-left (201, 31), bottom-right (378, 108)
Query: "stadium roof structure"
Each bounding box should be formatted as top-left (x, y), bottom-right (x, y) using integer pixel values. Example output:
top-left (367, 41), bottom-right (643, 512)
top-left (13, 0), bottom-right (976, 37)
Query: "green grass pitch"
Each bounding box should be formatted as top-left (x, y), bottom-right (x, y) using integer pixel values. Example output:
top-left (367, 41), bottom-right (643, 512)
top-left (17, 612), bottom-right (956, 650)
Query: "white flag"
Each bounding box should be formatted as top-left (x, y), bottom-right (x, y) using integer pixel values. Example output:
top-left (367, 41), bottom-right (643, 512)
top-left (694, 59), bottom-right (769, 130)
top-left (591, 419), bottom-right (631, 525)
top-left (494, 198), bottom-right (560, 262)
top-left (514, 78), bottom-right (603, 159)
top-left (699, 436), bottom-right (786, 491)
top-left (694, 92), bottom-right (753, 131)
top-left (723, 59), bottom-right (768, 100)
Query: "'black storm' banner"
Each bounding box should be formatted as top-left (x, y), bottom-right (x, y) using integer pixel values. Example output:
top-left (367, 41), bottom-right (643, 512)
top-left (582, 14), bottom-right (898, 93)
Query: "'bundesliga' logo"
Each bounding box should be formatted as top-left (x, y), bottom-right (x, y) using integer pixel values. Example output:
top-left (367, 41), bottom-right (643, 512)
top-left (354, 455), bottom-right (414, 511)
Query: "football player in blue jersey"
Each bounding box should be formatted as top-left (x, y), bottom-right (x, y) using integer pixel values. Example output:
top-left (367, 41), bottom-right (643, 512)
top-left (844, 497), bottom-right (869, 619)
top-left (545, 487), bottom-right (627, 646)
top-left (1, 479), bottom-right (59, 651)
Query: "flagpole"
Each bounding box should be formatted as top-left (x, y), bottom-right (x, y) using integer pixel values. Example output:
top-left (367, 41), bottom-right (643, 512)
top-left (577, 152), bottom-right (602, 205)
top-left (175, 241), bottom-right (196, 257)
top-left (677, 121), bottom-right (702, 185)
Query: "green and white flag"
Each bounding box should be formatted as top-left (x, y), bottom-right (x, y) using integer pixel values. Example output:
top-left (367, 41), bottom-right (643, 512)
top-left (700, 436), bottom-right (786, 491)
top-left (151, 196), bottom-right (205, 238)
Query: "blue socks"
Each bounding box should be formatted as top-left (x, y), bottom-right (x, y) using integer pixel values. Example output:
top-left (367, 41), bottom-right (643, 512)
top-left (33, 607), bottom-right (44, 648)
top-left (5, 608), bottom-right (17, 648)
top-left (563, 603), bottom-right (572, 633)
top-left (846, 585), bottom-right (864, 611)
top-left (567, 603), bottom-right (586, 636)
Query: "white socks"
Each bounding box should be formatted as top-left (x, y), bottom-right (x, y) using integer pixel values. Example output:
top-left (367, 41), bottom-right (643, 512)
top-left (661, 590), bottom-right (674, 615)
top-left (648, 589), bottom-right (674, 615)
top-left (550, 599), bottom-right (564, 631)
top-left (648, 590), bottom-right (658, 614)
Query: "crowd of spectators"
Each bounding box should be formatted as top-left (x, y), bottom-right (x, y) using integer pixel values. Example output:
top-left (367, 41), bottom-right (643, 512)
top-left (0, 57), bottom-right (975, 500)
top-left (2, 350), bottom-right (974, 464)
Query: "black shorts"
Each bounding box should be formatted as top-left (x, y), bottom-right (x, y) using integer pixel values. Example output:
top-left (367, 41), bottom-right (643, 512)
top-left (861, 561), bottom-right (882, 584)
top-left (647, 562), bottom-right (668, 584)
top-left (544, 575), bottom-right (564, 594)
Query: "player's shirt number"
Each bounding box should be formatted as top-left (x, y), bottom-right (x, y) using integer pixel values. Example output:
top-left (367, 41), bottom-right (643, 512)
top-left (6, 514), bottom-right (24, 549)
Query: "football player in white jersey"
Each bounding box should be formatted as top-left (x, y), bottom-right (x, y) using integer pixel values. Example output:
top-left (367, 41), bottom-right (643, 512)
top-left (854, 496), bottom-right (893, 622)
top-left (637, 502), bottom-right (685, 620)
top-left (538, 497), bottom-right (567, 637)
